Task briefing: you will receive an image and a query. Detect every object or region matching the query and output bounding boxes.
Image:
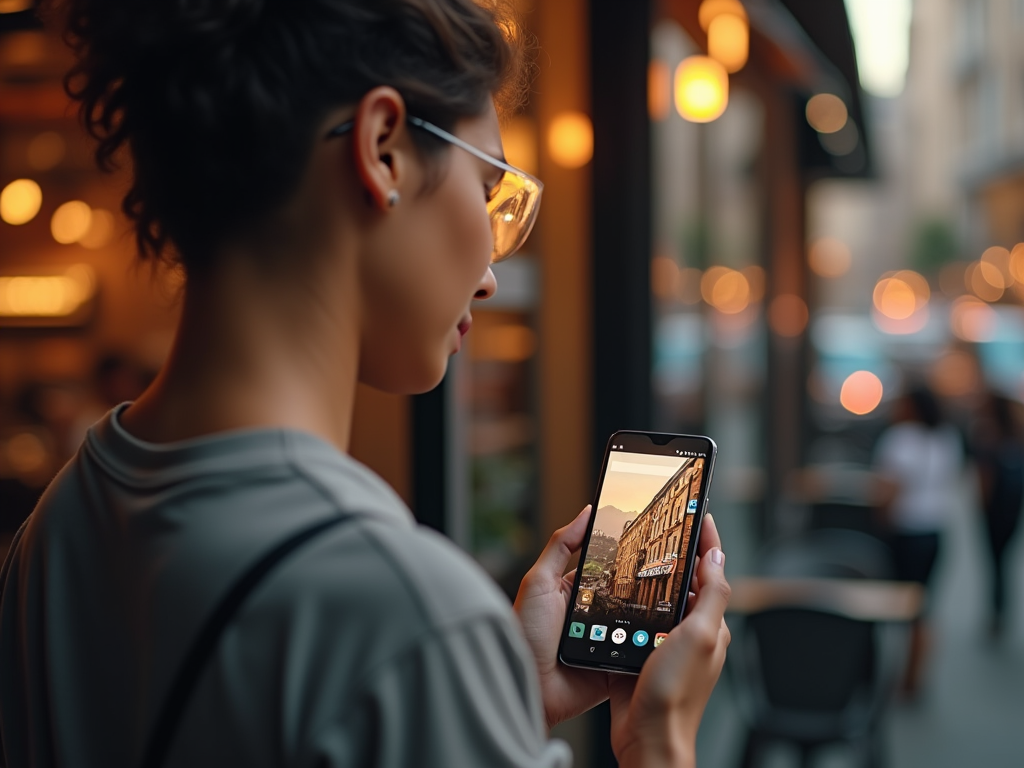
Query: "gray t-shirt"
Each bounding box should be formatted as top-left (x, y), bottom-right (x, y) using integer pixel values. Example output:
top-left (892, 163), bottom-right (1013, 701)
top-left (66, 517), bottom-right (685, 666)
top-left (0, 406), bottom-right (572, 768)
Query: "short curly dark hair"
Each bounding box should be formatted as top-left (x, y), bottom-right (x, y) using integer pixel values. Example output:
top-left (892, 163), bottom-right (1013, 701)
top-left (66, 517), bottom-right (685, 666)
top-left (46, 0), bottom-right (526, 273)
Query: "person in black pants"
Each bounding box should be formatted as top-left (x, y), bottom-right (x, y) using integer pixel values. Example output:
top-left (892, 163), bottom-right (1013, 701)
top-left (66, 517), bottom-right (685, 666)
top-left (973, 392), bottom-right (1024, 637)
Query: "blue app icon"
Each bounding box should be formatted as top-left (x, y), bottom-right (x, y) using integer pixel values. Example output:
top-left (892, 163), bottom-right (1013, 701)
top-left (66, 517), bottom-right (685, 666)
top-left (632, 630), bottom-right (649, 647)
top-left (569, 621), bottom-right (585, 638)
top-left (590, 625), bottom-right (608, 642)
top-left (687, 499), bottom-right (698, 512)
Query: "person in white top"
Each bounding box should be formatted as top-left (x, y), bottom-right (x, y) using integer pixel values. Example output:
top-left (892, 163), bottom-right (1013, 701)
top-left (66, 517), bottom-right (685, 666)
top-left (874, 384), bottom-right (963, 693)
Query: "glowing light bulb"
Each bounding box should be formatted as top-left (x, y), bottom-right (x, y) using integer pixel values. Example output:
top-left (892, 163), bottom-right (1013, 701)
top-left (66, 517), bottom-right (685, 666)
top-left (674, 56), bottom-right (728, 123)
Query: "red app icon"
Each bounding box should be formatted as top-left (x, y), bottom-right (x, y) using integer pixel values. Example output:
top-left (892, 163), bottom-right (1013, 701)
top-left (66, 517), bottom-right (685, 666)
top-left (654, 632), bottom-right (669, 648)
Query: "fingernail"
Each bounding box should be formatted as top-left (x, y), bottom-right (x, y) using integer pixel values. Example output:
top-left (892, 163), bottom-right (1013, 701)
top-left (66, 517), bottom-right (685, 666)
top-left (711, 548), bottom-right (725, 567)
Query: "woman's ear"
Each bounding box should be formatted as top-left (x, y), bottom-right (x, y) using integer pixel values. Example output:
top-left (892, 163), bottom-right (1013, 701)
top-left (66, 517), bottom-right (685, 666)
top-left (351, 86), bottom-right (410, 211)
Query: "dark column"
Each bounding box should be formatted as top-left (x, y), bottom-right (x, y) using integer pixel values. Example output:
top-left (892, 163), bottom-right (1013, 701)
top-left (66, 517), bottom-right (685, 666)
top-left (591, 0), bottom-right (654, 473)
top-left (760, 88), bottom-right (810, 539)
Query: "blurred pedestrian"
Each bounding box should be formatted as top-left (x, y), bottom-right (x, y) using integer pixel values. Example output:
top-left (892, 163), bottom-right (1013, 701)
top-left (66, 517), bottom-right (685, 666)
top-left (0, 1), bottom-right (732, 766)
top-left (874, 384), bottom-right (963, 694)
top-left (972, 391), bottom-right (1024, 638)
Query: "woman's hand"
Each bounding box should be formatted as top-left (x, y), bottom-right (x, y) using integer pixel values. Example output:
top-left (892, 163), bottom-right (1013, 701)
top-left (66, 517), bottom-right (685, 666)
top-left (608, 516), bottom-right (731, 768)
top-left (513, 506), bottom-right (612, 728)
top-left (514, 505), bottom-right (731, 755)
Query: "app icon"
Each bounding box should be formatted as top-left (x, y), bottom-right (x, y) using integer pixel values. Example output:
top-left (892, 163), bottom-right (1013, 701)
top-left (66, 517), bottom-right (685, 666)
top-left (611, 628), bottom-right (627, 644)
top-left (654, 632), bottom-right (669, 647)
top-left (632, 630), bottom-right (649, 646)
top-left (687, 499), bottom-right (698, 512)
top-left (580, 589), bottom-right (594, 605)
top-left (590, 625), bottom-right (608, 642)
top-left (569, 621), bottom-right (586, 638)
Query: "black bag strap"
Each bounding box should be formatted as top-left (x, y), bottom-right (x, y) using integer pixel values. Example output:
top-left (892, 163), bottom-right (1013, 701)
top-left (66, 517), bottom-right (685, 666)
top-left (139, 514), bottom-right (352, 768)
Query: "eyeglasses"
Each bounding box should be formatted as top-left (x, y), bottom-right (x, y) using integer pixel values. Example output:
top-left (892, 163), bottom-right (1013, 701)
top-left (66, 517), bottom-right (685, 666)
top-left (327, 115), bottom-right (543, 263)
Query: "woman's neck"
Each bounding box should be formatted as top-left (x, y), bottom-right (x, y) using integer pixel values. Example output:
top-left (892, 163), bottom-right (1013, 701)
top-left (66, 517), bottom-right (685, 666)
top-left (120, 251), bottom-right (360, 452)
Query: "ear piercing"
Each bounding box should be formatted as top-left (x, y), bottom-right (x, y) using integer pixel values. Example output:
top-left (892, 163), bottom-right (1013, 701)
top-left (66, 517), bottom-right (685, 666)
top-left (387, 190), bottom-right (400, 207)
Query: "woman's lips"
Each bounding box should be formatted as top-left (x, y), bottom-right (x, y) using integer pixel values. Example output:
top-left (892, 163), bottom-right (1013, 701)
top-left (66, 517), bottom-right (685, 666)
top-left (457, 318), bottom-right (472, 337)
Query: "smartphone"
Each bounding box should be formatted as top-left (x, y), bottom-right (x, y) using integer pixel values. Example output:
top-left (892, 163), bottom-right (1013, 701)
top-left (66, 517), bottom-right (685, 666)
top-left (558, 430), bottom-right (717, 675)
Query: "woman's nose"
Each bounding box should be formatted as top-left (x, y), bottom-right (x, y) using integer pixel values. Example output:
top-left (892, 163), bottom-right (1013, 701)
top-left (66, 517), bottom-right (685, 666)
top-left (474, 266), bottom-right (497, 300)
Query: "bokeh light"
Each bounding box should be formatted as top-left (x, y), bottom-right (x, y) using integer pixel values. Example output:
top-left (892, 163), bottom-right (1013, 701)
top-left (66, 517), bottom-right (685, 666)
top-left (840, 370), bottom-right (884, 415)
top-left (873, 270), bottom-right (929, 320)
top-left (950, 295), bottom-right (997, 342)
top-left (0, 0), bottom-right (33, 13)
top-left (965, 260), bottom-right (1004, 302)
top-left (547, 111), bottom-right (593, 169)
top-left (51, 201), bottom-right (93, 244)
top-left (0, 265), bottom-right (96, 318)
top-left (651, 255), bottom-right (681, 301)
top-left (698, 0), bottom-right (747, 30)
top-left (709, 269), bottom-right (750, 314)
top-left (805, 94), bottom-right (849, 134)
top-left (27, 131), bottom-right (66, 171)
top-left (674, 56), bottom-right (728, 123)
top-left (0, 178), bottom-right (43, 225)
top-left (1009, 243), bottom-right (1024, 284)
top-left (648, 60), bottom-right (671, 121)
top-left (707, 12), bottom-right (748, 73)
top-left (819, 121), bottom-right (859, 155)
top-left (501, 117), bottom-right (538, 177)
top-left (80, 208), bottom-right (116, 250)
top-left (809, 236), bottom-right (852, 278)
top-left (469, 323), bottom-right (536, 363)
top-left (768, 293), bottom-right (809, 337)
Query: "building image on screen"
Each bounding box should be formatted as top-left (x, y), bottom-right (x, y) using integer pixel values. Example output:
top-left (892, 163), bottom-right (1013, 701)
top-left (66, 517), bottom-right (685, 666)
top-left (573, 455), bottom-right (705, 630)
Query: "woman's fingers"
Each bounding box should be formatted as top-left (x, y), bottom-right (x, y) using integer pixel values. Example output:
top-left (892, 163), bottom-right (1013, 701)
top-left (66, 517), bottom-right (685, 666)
top-left (696, 513), bottom-right (722, 558)
top-left (524, 505), bottom-right (592, 586)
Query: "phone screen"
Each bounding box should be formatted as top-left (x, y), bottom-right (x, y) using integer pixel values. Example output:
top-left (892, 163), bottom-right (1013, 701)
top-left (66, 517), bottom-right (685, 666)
top-left (558, 431), bottom-right (716, 674)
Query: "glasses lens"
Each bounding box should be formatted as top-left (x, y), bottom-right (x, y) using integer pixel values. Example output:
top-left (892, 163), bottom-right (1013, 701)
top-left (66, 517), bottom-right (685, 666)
top-left (488, 172), bottom-right (542, 263)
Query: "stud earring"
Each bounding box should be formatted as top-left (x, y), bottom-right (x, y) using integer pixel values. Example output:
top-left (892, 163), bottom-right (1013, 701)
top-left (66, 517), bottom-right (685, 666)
top-left (387, 190), bottom-right (400, 207)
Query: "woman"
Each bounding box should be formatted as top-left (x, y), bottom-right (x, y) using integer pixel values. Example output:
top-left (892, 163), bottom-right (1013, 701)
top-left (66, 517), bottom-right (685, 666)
top-left (874, 384), bottom-right (963, 693)
top-left (0, 1), bottom-right (731, 766)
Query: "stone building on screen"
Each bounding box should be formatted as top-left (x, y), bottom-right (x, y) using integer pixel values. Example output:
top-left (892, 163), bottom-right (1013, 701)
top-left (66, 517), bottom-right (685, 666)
top-left (611, 458), bottom-right (704, 617)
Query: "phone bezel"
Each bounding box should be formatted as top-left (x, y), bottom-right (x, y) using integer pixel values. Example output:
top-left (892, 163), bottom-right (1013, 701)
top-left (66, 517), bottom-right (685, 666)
top-left (557, 430), bottom-right (718, 676)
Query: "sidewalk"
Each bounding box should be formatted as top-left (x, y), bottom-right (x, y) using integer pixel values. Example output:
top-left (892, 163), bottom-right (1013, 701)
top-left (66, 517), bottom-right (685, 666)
top-left (696, 482), bottom-right (1024, 767)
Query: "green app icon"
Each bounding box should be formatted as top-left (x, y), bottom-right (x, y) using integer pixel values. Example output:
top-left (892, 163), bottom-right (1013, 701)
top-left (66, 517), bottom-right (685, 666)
top-left (569, 621), bottom-right (586, 638)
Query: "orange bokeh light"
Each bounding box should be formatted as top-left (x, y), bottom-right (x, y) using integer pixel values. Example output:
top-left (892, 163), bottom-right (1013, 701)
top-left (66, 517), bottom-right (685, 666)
top-left (547, 111), bottom-right (593, 169)
top-left (700, 266), bottom-right (751, 314)
top-left (950, 295), bottom-right (997, 342)
top-left (840, 371), bottom-right (884, 415)
top-left (651, 255), bottom-right (681, 301)
top-left (707, 12), bottom-right (748, 73)
top-left (1009, 243), bottom-right (1024, 284)
top-left (809, 236), bottom-right (852, 278)
top-left (805, 94), bottom-right (848, 134)
top-left (648, 60), bottom-right (670, 122)
top-left (873, 270), bottom-right (928, 320)
top-left (698, 0), bottom-right (747, 30)
top-left (768, 293), bottom-right (809, 337)
top-left (966, 261), bottom-right (1004, 301)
